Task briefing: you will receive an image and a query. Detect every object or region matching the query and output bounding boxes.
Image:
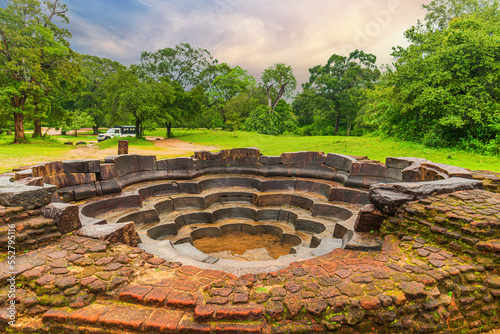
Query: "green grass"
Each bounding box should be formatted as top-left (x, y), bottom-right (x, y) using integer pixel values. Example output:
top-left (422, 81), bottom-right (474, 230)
top-left (0, 135), bottom-right (74, 173)
top-left (168, 129), bottom-right (500, 172)
top-left (1, 129), bottom-right (500, 174)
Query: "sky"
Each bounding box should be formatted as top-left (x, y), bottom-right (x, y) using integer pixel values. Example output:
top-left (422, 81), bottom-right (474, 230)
top-left (2, 0), bottom-right (430, 85)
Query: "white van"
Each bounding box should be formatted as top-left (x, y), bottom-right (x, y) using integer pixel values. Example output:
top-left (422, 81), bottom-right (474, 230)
top-left (97, 126), bottom-right (136, 142)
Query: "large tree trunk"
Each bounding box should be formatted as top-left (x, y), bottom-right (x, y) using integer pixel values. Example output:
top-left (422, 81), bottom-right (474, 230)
top-left (166, 122), bottom-right (173, 138)
top-left (92, 125), bottom-right (99, 135)
top-left (14, 113), bottom-right (25, 143)
top-left (335, 113), bottom-right (341, 135)
top-left (33, 119), bottom-right (42, 138)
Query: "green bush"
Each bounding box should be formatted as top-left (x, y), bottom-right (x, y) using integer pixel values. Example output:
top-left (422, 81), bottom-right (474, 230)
top-left (244, 101), bottom-right (296, 135)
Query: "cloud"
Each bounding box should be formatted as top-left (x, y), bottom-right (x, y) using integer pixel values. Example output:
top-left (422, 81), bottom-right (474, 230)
top-left (65, 0), bottom-right (429, 85)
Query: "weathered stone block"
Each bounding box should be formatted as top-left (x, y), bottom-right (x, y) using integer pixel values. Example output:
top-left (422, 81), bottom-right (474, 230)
top-left (259, 156), bottom-right (281, 165)
top-left (15, 177), bottom-right (43, 187)
top-left (354, 204), bottom-right (386, 232)
top-left (80, 195), bottom-right (141, 218)
top-left (0, 178), bottom-right (51, 210)
top-left (421, 162), bottom-right (472, 179)
top-left (96, 179), bottom-right (123, 196)
top-left (402, 164), bottom-right (422, 182)
top-left (73, 183), bottom-right (97, 201)
top-left (194, 151), bottom-right (216, 160)
top-left (62, 160), bottom-right (100, 174)
top-left (326, 154), bottom-right (357, 172)
top-left (43, 173), bottom-right (97, 189)
top-left (329, 188), bottom-right (369, 205)
top-left (281, 151), bottom-right (326, 165)
top-left (385, 157), bottom-right (429, 170)
top-left (41, 203), bottom-right (82, 234)
top-left (99, 163), bottom-right (117, 180)
top-left (15, 169), bottom-right (33, 180)
top-left (369, 178), bottom-right (483, 214)
top-left (104, 155), bottom-right (157, 176)
top-left (157, 157), bottom-right (195, 170)
top-left (229, 147), bottom-right (261, 157)
top-left (77, 222), bottom-right (137, 247)
top-left (350, 162), bottom-right (390, 177)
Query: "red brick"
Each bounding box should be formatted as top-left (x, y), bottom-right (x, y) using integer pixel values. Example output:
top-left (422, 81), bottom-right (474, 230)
top-left (144, 287), bottom-right (171, 306)
top-left (36, 275), bottom-right (57, 286)
top-left (167, 291), bottom-right (198, 308)
top-left (215, 306), bottom-right (263, 320)
top-left (42, 307), bottom-right (73, 323)
top-left (119, 285), bottom-right (153, 303)
top-left (211, 287), bottom-right (233, 297)
top-left (214, 322), bottom-right (263, 334)
top-left (143, 309), bottom-right (183, 333)
top-left (53, 276), bottom-right (78, 289)
top-left (199, 269), bottom-right (231, 280)
top-left (94, 257), bottom-right (114, 266)
top-left (194, 305), bottom-right (215, 320)
top-left (69, 305), bottom-right (108, 324)
top-left (99, 305), bottom-right (152, 330)
top-left (177, 265), bottom-right (202, 276)
top-left (233, 293), bottom-right (249, 304)
top-left (80, 276), bottom-right (97, 287)
top-left (360, 296), bottom-right (381, 310)
top-left (147, 257), bottom-right (166, 265)
top-left (22, 266), bottom-right (48, 280)
top-left (172, 279), bottom-right (200, 292)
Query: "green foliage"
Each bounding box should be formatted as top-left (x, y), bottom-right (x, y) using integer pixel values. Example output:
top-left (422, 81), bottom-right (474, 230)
top-left (73, 55), bottom-right (125, 133)
top-left (139, 43), bottom-right (214, 89)
top-left (0, 0), bottom-right (82, 142)
top-left (62, 110), bottom-right (93, 136)
top-left (244, 101), bottom-right (296, 135)
top-left (383, 11), bottom-right (500, 152)
top-left (295, 50), bottom-right (380, 136)
top-left (261, 63), bottom-right (297, 112)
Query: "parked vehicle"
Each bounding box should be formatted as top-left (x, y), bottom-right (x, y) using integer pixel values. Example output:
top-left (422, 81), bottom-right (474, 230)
top-left (97, 126), bottom-right (136, 142)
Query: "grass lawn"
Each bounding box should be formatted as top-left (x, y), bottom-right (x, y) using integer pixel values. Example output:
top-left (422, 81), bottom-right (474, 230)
top-left (1, 129), bottom-right (500, 174)
top-left (0, 135), bottom-right (74, 173)
top-left (161, 129), bottom-right (500, 172)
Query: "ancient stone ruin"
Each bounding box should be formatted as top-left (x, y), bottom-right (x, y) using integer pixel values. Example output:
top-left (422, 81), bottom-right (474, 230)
top-left (1, 148), bottom-right (500, 333)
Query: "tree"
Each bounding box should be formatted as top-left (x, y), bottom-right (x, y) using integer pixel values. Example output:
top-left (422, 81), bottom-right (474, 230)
top-left (385, 13), bottom-right (500, 149)
top-left (63, 109), bottom-right (92, 137)
top-left (139, 43), bottom-right (215, 90)
top-left (138, 43), bottom-right (214, 134)
top-left (0, 0), bottom-right (80, 142)
top-left (244, 100), bottom-right (296, 135)
top-left (261, 63), bottom-right (297, 113)
top-left (423, 0), bottom-right (499, 30)
top-left (74, 55), bottom-right (125, 134)
top-left (203, 63), bottom-right (256, 125)
top-left (303, 50), bottom-right (380, 135)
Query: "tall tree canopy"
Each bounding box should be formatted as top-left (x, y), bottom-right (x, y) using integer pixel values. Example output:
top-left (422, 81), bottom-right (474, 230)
top-left (139, 43), bottom-right (215, 90)
top-left (386, 14), bottom-right (500, 149)
top-left (301, 50), bottom-right (380, 135)
top-left (261, 63), bottom-right (297, 112)
top-left (423, 0), bottom-right (499, 30)
top-left (74, 55), bottom-right (125, 134)
top-left (203, 63), bottom-right (256, 125)
top-left (0, 0), bottom-right (81, 142)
